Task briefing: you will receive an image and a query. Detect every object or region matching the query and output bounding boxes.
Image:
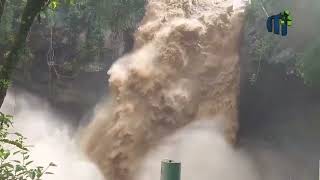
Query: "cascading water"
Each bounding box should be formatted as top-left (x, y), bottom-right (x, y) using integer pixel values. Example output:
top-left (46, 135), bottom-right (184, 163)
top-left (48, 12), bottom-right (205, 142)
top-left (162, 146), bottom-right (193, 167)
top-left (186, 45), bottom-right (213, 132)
top-left (0, 0), bottom-right (318, 180)
top-left (82, 0), bottom-right (247, 179)
top-left (1, 91), bottom-right (105, 180)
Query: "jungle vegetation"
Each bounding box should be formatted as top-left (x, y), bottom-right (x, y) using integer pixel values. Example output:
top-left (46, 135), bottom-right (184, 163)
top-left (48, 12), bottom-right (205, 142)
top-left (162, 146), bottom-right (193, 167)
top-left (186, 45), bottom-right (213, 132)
top-left (0, 0), bottom-right (145, 179)
top-left (243, 0), bottom-right (320, 87)
top-left (1, 0), bottom-right (320, 179)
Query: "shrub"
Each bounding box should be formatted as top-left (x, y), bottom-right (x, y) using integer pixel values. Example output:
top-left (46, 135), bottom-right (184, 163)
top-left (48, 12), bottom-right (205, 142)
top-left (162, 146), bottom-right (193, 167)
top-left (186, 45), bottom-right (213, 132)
top-left (0, 112), bottom-right (56, 180)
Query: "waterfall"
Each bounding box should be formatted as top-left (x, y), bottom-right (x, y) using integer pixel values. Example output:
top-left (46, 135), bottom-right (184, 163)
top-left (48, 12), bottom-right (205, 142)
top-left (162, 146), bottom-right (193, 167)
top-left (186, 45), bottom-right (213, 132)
top-left (82, 0), bottom-right (246, 179)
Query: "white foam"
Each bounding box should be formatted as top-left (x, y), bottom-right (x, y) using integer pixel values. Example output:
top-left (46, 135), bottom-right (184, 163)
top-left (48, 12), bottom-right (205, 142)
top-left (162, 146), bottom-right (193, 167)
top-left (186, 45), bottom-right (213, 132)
top-left (1, 91), bottom-right (104, 180)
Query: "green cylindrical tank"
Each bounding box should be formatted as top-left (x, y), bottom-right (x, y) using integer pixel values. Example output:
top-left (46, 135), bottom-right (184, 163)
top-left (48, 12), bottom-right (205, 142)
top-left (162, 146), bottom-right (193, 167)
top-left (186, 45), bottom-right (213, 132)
top-left (160, 159), bottom-right (181, 180)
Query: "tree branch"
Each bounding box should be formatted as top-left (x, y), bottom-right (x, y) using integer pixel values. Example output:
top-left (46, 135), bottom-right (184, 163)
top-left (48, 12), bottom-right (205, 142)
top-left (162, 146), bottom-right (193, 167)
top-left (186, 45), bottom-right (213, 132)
top-left (0, 0), bottom-right (48, 107)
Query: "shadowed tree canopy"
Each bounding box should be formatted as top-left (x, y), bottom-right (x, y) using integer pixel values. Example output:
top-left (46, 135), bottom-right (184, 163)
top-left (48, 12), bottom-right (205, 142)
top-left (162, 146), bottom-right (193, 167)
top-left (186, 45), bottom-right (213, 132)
top-left (0, 0), bottom-right (49, 107)
top-left (0, 0), bottom-right (146, 108)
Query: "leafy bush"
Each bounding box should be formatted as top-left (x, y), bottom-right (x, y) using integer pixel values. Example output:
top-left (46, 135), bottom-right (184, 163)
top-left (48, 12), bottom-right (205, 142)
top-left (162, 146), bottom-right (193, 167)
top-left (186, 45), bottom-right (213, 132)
top-left (0, 112), bottom-right (56, 180)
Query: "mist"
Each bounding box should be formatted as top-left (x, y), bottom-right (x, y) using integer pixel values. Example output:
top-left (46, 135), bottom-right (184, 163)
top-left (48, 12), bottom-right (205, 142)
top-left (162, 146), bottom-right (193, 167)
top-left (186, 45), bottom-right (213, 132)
top-left (136, 117), bottom-right (314, 180)
top-left (1, 89), bottom-right (314, 180)
top-left (136, 118), bottom-right (259, 180)
top-left (1, 0), bottom-right (320, 180)
top-left (0, 90), bottom-right (104, 180)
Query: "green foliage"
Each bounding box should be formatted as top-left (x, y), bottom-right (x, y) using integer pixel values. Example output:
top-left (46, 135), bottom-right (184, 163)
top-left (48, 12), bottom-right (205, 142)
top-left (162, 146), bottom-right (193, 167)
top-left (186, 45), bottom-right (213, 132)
top-left (44, 0), bottom-right (145, 33)
top-left (18, 0), bottom-right (145, 75)
top-left (50, 0), bottom-right (145, 72)
top-left (250, 35), bottom-right (275, 61)
top-left (243, 1), bottom-right (279, 83)
top-left (0, 64), bottom-right (11, 91)
top-left (295, 40), bottom-right (320, 87)
top-left (244, 0), bottom-right (320, 87)
top-left (0, 0), bottom-right (146, 92)
top-left (0, 79), bottom-right (10, 91)
top-left (49, 0), bottom-right (60, 10)
top-left (0, 0), bottom-right (26, 48)
top-left (0, 112), bottom-right (56, 180)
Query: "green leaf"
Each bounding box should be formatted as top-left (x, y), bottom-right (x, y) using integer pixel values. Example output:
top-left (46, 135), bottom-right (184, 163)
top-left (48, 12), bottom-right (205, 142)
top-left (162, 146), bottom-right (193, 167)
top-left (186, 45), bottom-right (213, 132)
top-left (26, 161), bottom-right (34, 166)
top-left (13, 151), bottom-right (20, 155)
top-left (3, 151), bottom-right (10, 159)
top-left (14, 132), bottom-right (23, 137)
top-left (49, 162), bottom-right (57, 167)
top-left (15, 165), bottom-right (24, 172)
top-left (29, 171), bottom-right (36, 179)
top-left (24, 155), bottom-right (30, 160)
top-left (49, 0), bottom-right (60, 10)
top-left (0, 163), bottom-right (14, 169)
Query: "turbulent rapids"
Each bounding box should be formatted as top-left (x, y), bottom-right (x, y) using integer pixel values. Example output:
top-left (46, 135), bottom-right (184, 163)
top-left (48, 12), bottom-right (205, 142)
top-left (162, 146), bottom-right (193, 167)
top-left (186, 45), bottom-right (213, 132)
top-left (82, 0), bottom-right (246, 180)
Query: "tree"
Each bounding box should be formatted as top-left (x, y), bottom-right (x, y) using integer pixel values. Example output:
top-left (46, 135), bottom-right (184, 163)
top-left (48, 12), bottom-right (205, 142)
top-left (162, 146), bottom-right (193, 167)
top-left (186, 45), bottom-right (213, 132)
top-left (0, 0), bottom-right (146, 107)
top-left (0, 0), bottom-right (146, 178)
top-left (0, 0), bottom-right (49, 107)
top-left (244, 0), bottom-right (320, 87)
top-left (0, 1), bottom-right (56, 179)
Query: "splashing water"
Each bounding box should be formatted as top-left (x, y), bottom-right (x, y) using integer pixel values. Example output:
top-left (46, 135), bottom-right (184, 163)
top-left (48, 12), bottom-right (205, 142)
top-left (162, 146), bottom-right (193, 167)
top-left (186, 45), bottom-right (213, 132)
top-left (0, 1), bottom-right (312, 180)
top-left (136, 119), bottom-right (260, 180)
top-left (1, 91), bottom-right (104, 180)
top-left (82, 0), bottom-right (247, 180)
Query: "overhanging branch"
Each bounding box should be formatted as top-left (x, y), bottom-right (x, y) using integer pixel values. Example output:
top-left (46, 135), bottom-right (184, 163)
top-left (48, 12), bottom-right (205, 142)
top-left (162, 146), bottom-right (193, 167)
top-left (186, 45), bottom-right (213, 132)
top-left (0, 0), bottom-right (48, 107)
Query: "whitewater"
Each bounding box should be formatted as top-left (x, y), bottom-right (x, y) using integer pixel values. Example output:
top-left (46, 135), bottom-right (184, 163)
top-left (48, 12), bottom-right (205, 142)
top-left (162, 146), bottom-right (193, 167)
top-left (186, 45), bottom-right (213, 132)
top-left (1, 0), bottom-right (283, 180)
top-left (83, 0), bottom-right (249, 180)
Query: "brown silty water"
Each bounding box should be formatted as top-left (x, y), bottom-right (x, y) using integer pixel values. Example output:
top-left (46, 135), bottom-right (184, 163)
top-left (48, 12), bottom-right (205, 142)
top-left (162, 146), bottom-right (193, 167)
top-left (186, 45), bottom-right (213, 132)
top-left (82, 0), bottom-right (245, 180)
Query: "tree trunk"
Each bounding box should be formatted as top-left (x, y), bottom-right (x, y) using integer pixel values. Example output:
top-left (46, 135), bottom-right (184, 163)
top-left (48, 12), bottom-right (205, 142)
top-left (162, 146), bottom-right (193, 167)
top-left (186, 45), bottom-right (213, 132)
top-left (0, 0), bottom-right (6, 24)
top-left (0, 0), bottom-right (47, 107)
